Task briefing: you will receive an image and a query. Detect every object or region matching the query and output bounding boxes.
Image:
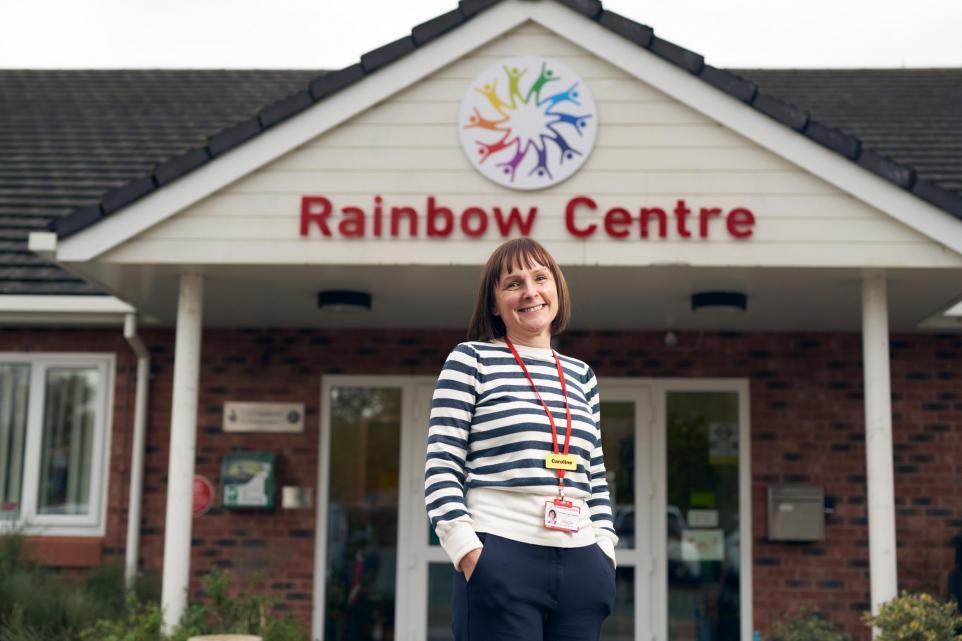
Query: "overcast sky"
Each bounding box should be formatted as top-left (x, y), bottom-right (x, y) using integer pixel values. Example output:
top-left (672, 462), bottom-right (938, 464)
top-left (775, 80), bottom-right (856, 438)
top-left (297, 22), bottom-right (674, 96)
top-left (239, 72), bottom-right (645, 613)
top-left (1, 0), bottom-right (960, 69)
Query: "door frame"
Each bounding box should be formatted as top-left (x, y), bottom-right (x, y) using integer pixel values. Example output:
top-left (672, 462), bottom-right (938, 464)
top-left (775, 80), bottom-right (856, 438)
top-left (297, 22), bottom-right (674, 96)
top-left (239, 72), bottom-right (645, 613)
top-left (312, 375), bottom-right (434, 641)
top-left (311, 376), bottom-right (753, 641)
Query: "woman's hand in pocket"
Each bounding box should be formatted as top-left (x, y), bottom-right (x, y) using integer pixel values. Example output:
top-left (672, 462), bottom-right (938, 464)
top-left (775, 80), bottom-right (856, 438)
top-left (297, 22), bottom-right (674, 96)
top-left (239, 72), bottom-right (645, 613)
top-left (460, 547), bottom-right (483, 581)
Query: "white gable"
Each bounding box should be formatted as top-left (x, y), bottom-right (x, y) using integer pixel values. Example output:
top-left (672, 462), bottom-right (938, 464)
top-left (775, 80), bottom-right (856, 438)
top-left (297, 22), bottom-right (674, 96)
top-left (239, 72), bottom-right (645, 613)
top-left (96, 21), bottom-right (962, 268)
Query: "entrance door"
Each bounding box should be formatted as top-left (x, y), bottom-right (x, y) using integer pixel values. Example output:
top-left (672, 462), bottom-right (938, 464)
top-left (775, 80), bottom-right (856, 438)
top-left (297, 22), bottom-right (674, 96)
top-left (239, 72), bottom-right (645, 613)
top-left (313, 377), bottom-right (431, 641)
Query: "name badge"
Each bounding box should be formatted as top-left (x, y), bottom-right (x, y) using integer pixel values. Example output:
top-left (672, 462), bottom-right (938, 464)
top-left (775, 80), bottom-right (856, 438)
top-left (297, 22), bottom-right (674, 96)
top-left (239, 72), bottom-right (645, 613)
top-left (544, 499), bottom-right (580, 532)
top-left (544, 453), bottom-right (578, 470)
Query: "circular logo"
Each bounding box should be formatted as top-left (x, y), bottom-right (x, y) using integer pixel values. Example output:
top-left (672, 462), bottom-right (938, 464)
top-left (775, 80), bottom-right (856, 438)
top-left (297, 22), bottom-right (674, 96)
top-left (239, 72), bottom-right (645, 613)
top-left (458, 57), bottom-right (597, 191)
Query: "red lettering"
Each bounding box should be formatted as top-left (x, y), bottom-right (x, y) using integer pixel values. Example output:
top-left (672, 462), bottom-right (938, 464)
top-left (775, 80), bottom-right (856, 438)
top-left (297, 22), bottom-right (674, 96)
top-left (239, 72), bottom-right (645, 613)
top-left (727, 208), bottom-right (755, 238)
top-left (339, 206), bottom-right (365, 237)
top-left (493, 206), bottom-right (537, 236)
top-left (427, 197), bottom-right (454, 237)
top-left (461, 207), bottom-right (488, 237)
top-left (373, 195), bottom-right (383, 237)
top-left (300, 196), bottom-right (332, 237)
top-left (674, 199), bottom-right (692, 238)
top-left (698, 207), bottom-right (722, 238)
top-left (603, 207), bottom-right (631, 239)
top-left (640, 208), bottom-right (667, 239)
top-left (565, 196), bottom-right (597, 238)
top-left (391, 206), bottom-right (418, 237)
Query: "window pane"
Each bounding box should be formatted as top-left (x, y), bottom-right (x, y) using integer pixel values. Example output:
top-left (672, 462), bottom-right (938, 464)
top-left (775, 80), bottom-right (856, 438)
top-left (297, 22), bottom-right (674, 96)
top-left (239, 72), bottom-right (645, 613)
top-left (666, 392), bottom-right (741, 641)
top-left (601, 566), bottom-right (635, 641)
top-left (37, 367), bottom-right (99, 515)
top-left (325, 387), bottom-right (401, 641)
top-left (427, 562), bottom-right (453, 641)
top-left (0, 364), bottom-right (30, 520)
top-left (600, 401), bottom-right (635, 549)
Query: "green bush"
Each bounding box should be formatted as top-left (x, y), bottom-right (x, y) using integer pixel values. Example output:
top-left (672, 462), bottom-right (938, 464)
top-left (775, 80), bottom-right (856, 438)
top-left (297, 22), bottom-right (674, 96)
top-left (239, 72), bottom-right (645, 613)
top-left (863, 592), bottom-right (962, 641)
top-left (0, 534), bottom-right (127, 641)
top-left (772, 607), bottom-right (852, 641)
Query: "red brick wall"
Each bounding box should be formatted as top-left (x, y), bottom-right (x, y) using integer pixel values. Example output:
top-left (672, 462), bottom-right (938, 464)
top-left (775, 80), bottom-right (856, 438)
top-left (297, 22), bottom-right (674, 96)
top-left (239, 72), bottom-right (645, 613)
top-left (2, 327), bottom-right (960, 639)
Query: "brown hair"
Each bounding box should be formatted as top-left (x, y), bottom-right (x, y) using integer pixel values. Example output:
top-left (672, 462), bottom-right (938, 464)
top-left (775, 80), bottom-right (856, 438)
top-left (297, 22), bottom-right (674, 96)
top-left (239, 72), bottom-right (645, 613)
top-left (467, 238), bottom-right (571, 341)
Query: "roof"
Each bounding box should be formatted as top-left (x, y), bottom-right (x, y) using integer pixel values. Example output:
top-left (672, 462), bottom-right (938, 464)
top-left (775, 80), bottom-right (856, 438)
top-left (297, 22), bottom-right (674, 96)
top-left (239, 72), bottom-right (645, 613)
top-left (3, 0), bottom-right (962, 296)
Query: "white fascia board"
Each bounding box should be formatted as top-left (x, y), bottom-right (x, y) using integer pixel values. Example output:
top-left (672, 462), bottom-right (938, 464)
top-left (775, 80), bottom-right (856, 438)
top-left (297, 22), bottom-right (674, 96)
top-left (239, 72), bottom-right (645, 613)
top-left (945, 301), bottom-right (962, 317)
top-left (0, 295), bottom-right (135, 314)
top-left (524, 2), bottom-right (962, 257)
top-left (55, 2), bottom-right (532, 263)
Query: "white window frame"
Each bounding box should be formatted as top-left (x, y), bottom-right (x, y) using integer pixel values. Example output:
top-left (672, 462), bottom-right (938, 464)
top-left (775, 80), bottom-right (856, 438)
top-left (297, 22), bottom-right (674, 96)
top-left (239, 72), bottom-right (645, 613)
top-left (0, 352), bottom-right (114, 537)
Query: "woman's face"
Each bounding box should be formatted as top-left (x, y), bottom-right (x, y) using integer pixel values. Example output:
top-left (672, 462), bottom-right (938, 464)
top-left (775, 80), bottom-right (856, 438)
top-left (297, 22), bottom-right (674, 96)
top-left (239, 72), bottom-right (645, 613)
top-left (492, 259), bottom-right (558, 344)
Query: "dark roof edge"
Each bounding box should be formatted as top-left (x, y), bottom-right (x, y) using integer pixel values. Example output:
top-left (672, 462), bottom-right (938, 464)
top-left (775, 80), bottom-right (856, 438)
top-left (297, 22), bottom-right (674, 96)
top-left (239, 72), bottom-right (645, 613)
top-left (50, 0), bottom-right (962, 240)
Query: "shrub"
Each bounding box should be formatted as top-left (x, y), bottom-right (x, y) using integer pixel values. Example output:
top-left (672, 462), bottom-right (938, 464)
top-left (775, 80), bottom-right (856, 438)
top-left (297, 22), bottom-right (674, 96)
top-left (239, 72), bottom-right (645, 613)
top-left (772, 607), bottom-right (852, 641)
top-left (863, 592), bottom-right (962, 641)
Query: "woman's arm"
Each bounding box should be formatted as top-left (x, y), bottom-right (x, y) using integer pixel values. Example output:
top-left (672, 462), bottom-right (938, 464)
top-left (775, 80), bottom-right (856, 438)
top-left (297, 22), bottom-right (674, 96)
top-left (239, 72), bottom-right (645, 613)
top-left (424, 343), bottom-right (484, 570)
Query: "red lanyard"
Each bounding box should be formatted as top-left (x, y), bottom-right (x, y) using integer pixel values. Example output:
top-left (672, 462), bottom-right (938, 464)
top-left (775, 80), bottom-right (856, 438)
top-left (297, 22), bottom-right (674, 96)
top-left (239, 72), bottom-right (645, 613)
top-left (504, 337), bottom-right (573, 486)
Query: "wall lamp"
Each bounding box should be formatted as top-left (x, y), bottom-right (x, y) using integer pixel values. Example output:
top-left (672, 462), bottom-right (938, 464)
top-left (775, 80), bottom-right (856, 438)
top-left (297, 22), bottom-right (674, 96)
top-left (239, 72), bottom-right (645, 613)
top-left (691, 291), bottom-right (747, 313)
top-left (317, 290), bottom-right (372, 312)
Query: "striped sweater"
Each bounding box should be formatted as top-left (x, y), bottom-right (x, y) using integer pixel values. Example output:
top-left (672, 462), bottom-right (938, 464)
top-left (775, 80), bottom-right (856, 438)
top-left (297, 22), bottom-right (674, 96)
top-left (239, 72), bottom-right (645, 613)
top-left (424, 340), bottom-right (618, 569)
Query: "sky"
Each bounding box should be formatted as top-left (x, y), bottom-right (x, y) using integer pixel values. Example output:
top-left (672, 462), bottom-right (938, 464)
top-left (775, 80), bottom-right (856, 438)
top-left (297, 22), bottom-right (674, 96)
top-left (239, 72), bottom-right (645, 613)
top-left (1, 0), bottom-right (961, 69)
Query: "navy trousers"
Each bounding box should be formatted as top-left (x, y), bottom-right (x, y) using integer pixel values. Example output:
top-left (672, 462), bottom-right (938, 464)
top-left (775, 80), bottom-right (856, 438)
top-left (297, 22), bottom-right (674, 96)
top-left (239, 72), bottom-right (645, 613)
top-left (452, 533), bottom-right (616, 641)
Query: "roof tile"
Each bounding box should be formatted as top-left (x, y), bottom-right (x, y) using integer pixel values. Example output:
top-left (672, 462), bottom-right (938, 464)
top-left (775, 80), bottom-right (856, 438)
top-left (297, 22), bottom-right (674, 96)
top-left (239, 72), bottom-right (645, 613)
top-left (412, 9), bottom-right (466, 46)
top-left (310, 65), bottom-right (365, 101)
top-left (752, 93), bottom-right (809, 131)
top-left (649, 36), bottom-right (704, 74)
top-left (458, 0), bottom-right (501, 19)
top-left (555, 0), bottom-right (603, 19)
top-left (912, 179), bottom-right (962, 218)
top-left (258, 89), bottom-right (313, 129)
top-left (361, 36), bottom-right (416, 74)
top-left (208, 119), bottom-right (262, 157)
top-left (597, 10), bottom-right (654, 47)
top-left (805, 121), bottom-right (861, 159)
top-left (101, 176), bottom-right (156, 214)
top-left (700, 65), bottom-right (757, 103)
top-left (857, 150), bottom-right (916, 189)
top-left (154, 147), bottom-right (211, 187)
top-left (51, 204), bottom-right (103, 237)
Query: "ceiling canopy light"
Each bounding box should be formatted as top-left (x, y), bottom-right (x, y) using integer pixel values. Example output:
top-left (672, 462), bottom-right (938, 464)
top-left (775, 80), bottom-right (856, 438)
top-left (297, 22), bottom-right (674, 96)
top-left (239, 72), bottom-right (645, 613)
top-left (691, 291), bottom-right (747, 313)
top-left (317, 290), bottom-right (372, 312)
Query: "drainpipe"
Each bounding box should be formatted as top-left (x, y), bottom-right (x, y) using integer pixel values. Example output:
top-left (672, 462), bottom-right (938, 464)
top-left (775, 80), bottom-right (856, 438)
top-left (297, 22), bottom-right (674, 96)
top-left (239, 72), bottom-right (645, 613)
top-left (123, 313), bottom-right (150, 592)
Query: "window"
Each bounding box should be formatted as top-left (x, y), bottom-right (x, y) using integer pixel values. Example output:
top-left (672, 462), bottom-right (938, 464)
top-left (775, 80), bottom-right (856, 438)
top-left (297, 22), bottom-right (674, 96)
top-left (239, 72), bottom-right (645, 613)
top-left (0, 354), bottom-right (113, 536)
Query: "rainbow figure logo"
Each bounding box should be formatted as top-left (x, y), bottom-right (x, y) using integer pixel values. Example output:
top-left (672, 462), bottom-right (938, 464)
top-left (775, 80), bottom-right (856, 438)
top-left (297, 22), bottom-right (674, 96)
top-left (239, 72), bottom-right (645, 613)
top-left (458, 56), bottom-right (598, 191)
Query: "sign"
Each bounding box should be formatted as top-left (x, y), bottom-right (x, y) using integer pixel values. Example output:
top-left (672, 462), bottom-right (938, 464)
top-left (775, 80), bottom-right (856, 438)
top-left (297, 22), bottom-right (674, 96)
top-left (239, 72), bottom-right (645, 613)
top-left (192, 475), bottom-right (214, 517)
top-left (299, 194), bottom-right (755, 240)
top-left (457, 56), bottom-right (597, 190)
top-left (221, 452), bottom-right (276, 510)
top-left (223, 402), bottom-right (304, 433)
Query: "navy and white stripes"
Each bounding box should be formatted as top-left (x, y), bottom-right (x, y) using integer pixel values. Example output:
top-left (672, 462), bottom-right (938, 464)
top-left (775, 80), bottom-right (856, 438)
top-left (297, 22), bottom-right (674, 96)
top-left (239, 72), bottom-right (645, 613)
top-left (425, 340), bottom-right (617, 567)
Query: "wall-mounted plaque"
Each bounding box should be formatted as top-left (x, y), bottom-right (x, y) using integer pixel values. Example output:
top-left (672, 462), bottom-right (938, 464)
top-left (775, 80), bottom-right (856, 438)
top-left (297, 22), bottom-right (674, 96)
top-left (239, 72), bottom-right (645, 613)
top-left (223, 401), bottom-right (305, 433)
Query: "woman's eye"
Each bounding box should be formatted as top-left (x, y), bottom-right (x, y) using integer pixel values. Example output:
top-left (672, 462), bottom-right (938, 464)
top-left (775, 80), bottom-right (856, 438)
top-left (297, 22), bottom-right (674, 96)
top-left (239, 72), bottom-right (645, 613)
top-left (536, 275), bottom-right (548, 281)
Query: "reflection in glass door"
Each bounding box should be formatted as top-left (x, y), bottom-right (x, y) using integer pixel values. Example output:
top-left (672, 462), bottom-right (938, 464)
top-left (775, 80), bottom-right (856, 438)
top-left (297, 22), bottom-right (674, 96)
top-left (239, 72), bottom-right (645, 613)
top-left (321, 386), bottom-right (401, 641)
top-left (664, 390), bottom-right (746, 641)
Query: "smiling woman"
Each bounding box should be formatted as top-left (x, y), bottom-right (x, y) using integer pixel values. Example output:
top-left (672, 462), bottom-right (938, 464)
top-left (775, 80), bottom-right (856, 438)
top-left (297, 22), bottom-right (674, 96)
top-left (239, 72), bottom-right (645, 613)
top-left (424, 238), bottom-right (618, 641)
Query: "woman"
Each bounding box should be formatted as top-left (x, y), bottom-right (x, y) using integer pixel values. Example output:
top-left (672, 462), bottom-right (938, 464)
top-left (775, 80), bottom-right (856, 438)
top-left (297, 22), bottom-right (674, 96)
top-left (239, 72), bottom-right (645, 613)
top-left (424, 238), bottom-right (617, 641)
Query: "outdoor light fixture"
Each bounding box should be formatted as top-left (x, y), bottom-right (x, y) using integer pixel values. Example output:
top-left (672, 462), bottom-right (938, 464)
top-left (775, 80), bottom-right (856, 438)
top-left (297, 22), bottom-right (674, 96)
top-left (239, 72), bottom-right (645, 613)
top-left (317, 290), bottom-right (372, 312)
top-left (691, 291), bottom-right (747, 313)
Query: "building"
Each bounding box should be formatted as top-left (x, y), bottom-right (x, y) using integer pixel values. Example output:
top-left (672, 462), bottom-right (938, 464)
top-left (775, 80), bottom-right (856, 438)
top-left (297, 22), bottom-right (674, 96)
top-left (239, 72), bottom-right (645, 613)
top-left (2, 1), bottom-right (962, 640)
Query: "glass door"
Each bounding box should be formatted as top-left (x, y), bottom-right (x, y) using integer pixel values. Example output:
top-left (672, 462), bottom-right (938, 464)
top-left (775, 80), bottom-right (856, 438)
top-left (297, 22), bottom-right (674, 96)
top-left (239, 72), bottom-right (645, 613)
top-left (653, 383), bottom-right (752, 641)
top-left (314, 378), bottom-right (430, 641)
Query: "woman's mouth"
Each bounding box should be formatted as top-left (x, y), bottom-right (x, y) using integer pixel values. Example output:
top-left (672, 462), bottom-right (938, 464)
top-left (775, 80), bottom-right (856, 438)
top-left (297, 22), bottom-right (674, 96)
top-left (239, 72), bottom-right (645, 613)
top-left (518, 303), bottom-right (547, 313)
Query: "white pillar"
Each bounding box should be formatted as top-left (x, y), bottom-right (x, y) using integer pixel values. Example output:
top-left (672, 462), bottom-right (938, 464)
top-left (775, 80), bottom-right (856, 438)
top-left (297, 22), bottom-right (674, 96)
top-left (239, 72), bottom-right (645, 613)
top-left (861, 270), bottom-right (898, 617)
top-left (161, 273), bottom-right (204, 634)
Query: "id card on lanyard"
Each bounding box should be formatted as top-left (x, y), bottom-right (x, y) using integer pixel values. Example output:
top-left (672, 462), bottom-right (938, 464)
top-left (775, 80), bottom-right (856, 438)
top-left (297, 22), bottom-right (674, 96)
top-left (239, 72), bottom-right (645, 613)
top-left (505, 337), bottom-right (580, 533)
